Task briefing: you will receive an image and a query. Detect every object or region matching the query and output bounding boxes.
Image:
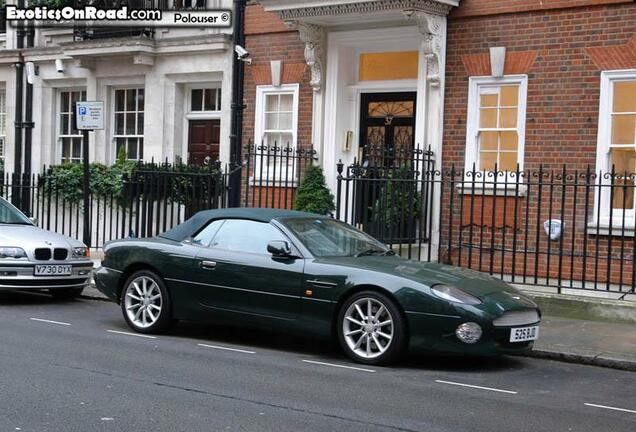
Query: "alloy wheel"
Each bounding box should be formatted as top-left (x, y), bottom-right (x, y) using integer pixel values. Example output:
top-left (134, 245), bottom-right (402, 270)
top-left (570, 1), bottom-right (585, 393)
top-left (342, 297), bottom-right (394, 359)
top-left (124, 276), bottom-right (163, 329)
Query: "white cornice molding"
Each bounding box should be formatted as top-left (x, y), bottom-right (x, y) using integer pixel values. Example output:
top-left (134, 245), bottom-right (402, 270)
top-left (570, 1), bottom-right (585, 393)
top-left (285, 21), bottom-right (325, 92)
top-left (404, 10), bottom-right (445, 86)
top-left (264, 0), bottom-right (456, 20)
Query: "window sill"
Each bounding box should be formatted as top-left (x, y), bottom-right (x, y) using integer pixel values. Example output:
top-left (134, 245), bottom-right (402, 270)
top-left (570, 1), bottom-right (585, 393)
top-left (455, 183), bottom-right (527, 197)
top-left (586, 222), bottom-right (636, 237)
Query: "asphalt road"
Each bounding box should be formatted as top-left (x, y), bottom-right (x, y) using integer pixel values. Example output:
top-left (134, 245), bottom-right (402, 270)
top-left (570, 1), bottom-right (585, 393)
top-left (0, 291), bottom-right (634, 432)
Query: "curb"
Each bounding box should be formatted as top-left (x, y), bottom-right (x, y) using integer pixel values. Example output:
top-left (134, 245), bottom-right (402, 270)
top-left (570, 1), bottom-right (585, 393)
top-left (80, 293), bottom-right (111, 302)
top-left (521, 349), bottom-right (636, 372)
top-left (524, 291), bottom-right (636, 325)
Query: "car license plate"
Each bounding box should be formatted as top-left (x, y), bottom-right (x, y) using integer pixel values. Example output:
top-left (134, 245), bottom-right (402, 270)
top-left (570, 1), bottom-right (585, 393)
top-left (34, 265), bottom-right (73, 276)
top-left (509, 326), bottom-right (539, 342)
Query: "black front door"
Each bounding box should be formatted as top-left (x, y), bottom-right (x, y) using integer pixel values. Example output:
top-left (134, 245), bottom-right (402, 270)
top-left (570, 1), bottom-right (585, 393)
top-left (359, 92), bottom-right (417, 167)
top-left (355, 93), bottom-right (419, 234)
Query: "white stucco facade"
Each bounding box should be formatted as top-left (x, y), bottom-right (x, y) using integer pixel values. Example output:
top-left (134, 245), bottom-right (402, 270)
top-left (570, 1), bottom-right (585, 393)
top-left (0, 0), bottom-right (234, 173)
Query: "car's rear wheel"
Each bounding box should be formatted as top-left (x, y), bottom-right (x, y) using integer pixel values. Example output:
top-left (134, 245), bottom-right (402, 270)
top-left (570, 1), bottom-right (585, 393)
top-left (337, 291), bottom-right (406, 366)
top-left (50, 287), bottom-right (84, 300)
top-left (121, 270), bottom-right (172, 334)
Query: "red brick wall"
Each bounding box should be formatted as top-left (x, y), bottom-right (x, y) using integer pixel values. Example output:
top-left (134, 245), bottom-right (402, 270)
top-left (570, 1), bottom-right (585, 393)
top-left (245, 3), bottom-right (291, 35)
top-left (441, 2), bottom-right (636, 289)
top-left (241, 3), bottom-right (314, 209)
top-left (451, 0), bottom-right (632, 18)
top-left (243, 4), bottom-right (313, 152)
top-left (444, 2), bottom-right (636, 172)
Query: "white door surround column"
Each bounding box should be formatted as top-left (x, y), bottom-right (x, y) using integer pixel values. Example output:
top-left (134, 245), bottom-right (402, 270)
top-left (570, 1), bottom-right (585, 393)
top-left (407, 9), bottom-right (448, 261)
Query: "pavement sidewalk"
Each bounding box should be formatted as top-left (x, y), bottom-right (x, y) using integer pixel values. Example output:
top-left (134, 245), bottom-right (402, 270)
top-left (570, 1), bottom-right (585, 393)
top-left (527, 315), bottom-right (636, 371)
top-left (81, 260), bottom-right (636, 371)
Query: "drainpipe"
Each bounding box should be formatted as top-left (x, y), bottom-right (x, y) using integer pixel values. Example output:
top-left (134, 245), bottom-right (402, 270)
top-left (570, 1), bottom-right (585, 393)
top-left (228, 0), bottom-right (246, 207)
top-left (24, 21), bottom-right (34, 177)
top-left (11, 0), bottom-right (25, 208)
top-left (21, 21), bottom-right (35, 215)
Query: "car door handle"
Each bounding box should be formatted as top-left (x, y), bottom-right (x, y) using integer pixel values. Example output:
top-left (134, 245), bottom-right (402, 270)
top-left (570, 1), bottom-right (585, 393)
top-left (200, 260), bottom-right (217, 270)
top-left (307, 279), bottom-right (338, 289)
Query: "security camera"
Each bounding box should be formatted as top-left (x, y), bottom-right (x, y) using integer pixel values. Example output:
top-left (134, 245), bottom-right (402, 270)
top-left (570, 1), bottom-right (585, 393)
top-left (235, 45), bottom-right (252, 64)
top-left (55, 59), bottom-right (64, 74)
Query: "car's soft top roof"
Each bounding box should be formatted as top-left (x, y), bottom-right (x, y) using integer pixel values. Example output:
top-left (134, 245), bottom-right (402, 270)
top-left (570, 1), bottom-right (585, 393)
top-left (159, 207), bottom-right (325, 241)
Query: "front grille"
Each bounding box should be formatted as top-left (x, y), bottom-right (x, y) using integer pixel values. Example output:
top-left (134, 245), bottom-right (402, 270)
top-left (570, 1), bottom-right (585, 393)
top-left (35, 248), bottom-right (52, 261)
top-left (493, 310), bottom-right (540, 327)
top-left (54, 248), bottom-right (68, 260)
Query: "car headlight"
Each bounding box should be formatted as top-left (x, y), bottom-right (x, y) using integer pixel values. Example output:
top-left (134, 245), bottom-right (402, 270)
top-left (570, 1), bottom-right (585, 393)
top-left (0, 247), bottom-right (27, 259)
top-left (456, 322), bottom-right (483, 344)
top-left (72, 247), bottom-right (88, 258)
top-left (431, 284), bottom-right (482, 305)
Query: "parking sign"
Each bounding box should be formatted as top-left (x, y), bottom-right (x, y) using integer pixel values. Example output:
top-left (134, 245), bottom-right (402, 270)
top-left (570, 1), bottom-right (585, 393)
top-left (76, 101), bottom-right (104, 130)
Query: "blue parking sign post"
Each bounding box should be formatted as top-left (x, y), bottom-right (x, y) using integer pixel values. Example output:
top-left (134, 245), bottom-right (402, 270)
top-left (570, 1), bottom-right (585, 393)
top-left (75, 101), bottom-right (104, 248)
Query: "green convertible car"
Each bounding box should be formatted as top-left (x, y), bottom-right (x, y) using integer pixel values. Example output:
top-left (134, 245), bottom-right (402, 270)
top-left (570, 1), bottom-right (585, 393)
top-left (94, 208), bottom-right (540, 365)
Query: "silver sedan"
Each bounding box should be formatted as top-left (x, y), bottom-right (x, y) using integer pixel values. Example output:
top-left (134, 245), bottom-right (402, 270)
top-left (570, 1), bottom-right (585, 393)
top-left (0, 197), bottom-right (93, 299)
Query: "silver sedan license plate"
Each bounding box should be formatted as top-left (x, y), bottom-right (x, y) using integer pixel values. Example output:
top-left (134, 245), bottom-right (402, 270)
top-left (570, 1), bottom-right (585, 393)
top-left (34, 265), bottom-right (73, 276)
top-left (509, 325), bottom-right (539, 342)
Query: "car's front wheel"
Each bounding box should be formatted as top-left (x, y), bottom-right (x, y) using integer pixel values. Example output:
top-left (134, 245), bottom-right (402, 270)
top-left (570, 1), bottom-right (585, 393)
top-left (337, 291), bottom-right (407, 366)
top-left (121, 270), bottom-right (172, 334)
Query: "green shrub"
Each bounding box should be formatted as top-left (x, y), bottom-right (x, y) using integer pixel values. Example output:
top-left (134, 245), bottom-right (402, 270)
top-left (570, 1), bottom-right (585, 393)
top-left (294, 164), bottom-right (335, 215)
top-left (40, 157), bottom-right (223, 208)
top-left (372, 167), bottom-right (421, 225)
top-left (41, 159), bottom-right (136, 204)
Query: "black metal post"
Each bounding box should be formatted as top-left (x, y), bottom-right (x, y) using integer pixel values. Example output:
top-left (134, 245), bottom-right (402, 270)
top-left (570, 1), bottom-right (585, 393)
top-left (82, 129), bottom-right (91, 247)
top-left (21, 22), bottom-right (35, 215)
top-left (12, 1), bottom-right (25, 208)
top-left (228, 0), bottom-right (247, 207)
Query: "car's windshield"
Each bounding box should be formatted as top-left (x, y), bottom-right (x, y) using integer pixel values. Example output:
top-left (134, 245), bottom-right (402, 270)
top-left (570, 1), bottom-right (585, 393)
top-left (0, 198), bottom-right (32, 225)
top-left (283, 218), bottom-right (390, 257)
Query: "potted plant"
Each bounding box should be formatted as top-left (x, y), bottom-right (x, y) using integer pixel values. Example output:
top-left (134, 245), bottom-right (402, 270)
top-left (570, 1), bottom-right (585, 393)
top-left (370, 166), bottom-right (421, 244)
top-left (294, 164), bottom-right (335, 215)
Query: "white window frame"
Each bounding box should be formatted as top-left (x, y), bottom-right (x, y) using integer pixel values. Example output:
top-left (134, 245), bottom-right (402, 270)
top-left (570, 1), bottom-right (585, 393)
top-left (253, 84), bottom-right (299, 184)
top-left (465, 75), bottom-right (528, 188)
top-left (56, 89), bottom-right (86, 164)
top-left (594, 69), bottom-right (636, 229)
top-left (112, 87), bottom-right (145, 161)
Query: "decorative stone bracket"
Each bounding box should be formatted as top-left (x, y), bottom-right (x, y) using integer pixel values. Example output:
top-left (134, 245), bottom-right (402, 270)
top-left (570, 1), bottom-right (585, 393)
top-left (404, 9), bottom-right (445, 87)
top-left (285, 21), bottom-right (325, 92)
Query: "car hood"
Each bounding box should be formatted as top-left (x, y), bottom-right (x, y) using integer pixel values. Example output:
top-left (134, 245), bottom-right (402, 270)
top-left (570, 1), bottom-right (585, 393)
top-left (317, 255), bottom-right (535, 304)
top-left (0, 224), bottom-right (84, 249)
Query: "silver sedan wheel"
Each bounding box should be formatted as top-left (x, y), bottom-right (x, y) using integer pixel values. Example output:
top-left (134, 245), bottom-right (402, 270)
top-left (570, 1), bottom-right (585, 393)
top-left (124, 276), bottom-right (162, 329)
top-left (342, 297), bottom-right (394, 359)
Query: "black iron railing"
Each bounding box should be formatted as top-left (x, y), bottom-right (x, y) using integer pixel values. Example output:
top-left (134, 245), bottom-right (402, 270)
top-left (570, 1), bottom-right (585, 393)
top-left (0, 142), bottom-right (315, 249)
top-left (335, 144), bottom-right (436, 261)
top-left (1, 159), bottom-right (227, 249)
top-left (337, 157), bottom-right (636, 296)
top-left (239, 142), bottom-right (318, 209)
top-left (4, 149), bottom-right (636, 297)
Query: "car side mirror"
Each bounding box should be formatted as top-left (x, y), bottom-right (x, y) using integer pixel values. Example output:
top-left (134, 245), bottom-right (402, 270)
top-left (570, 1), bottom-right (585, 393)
top-left (29, 217), bottom-right (38, 225)
top-left (267, 240), bottom-right (292, 258)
